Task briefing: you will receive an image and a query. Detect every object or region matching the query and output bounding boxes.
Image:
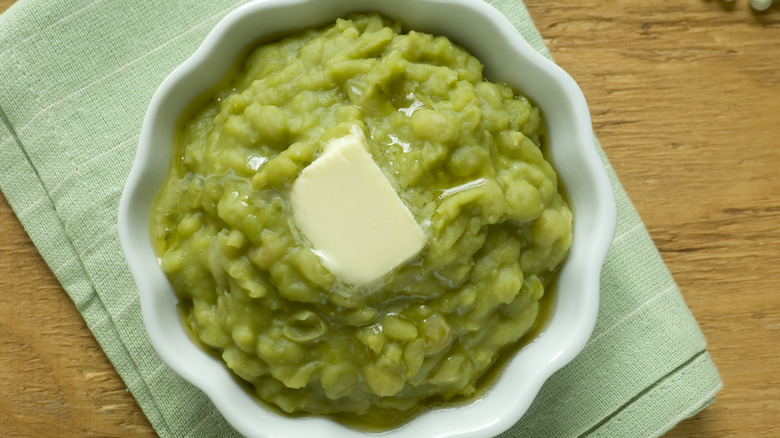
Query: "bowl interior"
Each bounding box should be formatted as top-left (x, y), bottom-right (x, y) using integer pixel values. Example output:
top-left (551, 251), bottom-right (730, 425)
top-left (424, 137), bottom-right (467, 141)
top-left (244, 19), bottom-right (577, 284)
top-left (118, 0), bottom-right (616, 437)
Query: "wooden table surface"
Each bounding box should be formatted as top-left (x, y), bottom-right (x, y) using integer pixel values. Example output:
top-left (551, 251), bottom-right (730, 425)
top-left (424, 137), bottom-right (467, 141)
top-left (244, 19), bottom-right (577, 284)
top-left (1, 0), bottom-right (778, 436)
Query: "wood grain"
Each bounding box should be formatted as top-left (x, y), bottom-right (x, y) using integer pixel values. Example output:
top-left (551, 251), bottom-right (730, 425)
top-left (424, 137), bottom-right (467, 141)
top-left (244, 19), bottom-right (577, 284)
top-left (1, 0), bottom-right (778, 436)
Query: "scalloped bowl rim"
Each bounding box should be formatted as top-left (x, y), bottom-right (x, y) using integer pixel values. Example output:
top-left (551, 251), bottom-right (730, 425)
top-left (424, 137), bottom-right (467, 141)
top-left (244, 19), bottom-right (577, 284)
top-left (118, 0), bottom-right (617, 436)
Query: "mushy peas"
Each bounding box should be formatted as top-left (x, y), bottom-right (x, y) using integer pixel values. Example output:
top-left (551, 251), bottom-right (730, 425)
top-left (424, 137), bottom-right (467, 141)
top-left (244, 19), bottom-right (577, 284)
top-left (151, 13), bottom-right (572, 418)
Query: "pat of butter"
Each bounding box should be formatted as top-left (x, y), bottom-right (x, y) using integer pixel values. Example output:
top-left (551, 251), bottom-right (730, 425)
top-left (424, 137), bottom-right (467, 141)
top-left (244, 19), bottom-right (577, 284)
top-left (290, 127), bottom-right (426, 285)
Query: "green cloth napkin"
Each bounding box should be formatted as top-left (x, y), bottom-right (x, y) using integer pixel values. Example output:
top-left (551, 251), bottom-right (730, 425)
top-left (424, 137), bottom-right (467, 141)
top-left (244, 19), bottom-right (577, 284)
top-left (0, 0), bottom-right (722, 436)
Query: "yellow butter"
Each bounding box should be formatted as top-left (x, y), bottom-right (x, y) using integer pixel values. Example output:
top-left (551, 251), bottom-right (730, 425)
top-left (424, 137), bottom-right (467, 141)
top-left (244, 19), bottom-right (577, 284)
top-left (290, 126), bottom-right (426, 285)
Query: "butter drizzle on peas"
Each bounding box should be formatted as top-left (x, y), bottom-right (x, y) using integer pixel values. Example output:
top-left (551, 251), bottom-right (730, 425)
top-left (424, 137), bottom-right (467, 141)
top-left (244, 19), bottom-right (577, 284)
top-left (151, 13), bottom-right (572, 427)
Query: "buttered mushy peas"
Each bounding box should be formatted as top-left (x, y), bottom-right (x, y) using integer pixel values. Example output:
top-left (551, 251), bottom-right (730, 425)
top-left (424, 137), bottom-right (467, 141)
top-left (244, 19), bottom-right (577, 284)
top-left (151, 14), bottom-right (572, 417)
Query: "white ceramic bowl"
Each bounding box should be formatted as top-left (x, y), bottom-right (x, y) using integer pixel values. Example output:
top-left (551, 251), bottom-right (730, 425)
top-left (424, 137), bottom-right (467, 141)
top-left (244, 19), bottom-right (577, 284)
top-left (118, 0), bottom-right (617, 436)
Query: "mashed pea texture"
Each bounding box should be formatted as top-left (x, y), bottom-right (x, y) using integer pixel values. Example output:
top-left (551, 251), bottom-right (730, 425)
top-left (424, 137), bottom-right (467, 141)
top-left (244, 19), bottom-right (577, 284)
top-left (152, 14), bottom-right (572, 417)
